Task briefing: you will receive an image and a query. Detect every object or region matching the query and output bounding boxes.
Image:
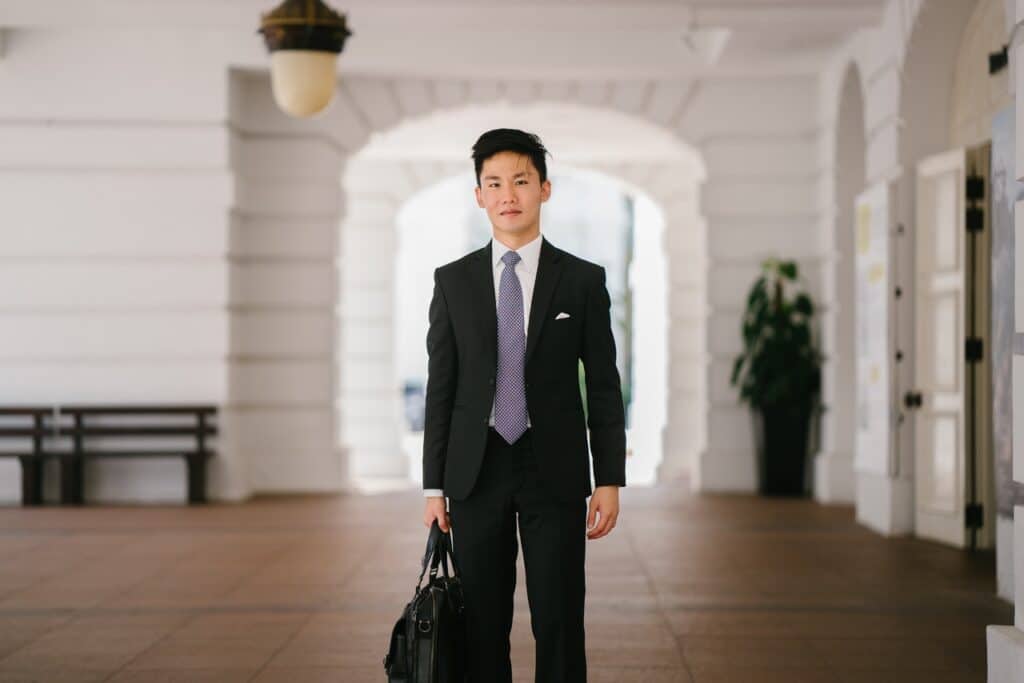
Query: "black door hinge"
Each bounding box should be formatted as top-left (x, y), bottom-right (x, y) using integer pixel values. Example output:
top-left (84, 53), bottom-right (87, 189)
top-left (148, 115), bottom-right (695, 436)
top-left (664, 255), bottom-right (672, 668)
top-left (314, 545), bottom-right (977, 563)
top-left (965, 337), bottom-right (983, 363)
top-left (991, 45), bottom-right (1009, 74)
top-left (903, 391), bottom-right (923, 409)
top-left (965, 503), bottom-right (984, 529)
top-left (966, 206), bottom-right (984, 232)
top-left (966, 174), bottom-right (985, 201)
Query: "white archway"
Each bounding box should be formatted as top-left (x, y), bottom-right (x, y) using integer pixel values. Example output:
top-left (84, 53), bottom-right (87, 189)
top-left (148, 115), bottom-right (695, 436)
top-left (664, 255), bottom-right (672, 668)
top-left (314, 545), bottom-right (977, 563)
top-left (381, 164), bottom-right (671, 488)
top-left (226, 76), bottom-right (709, 495)
top-left (225, 69), bottom-right (818, 500)
top-left (338, 102), bottom-right (703, 489)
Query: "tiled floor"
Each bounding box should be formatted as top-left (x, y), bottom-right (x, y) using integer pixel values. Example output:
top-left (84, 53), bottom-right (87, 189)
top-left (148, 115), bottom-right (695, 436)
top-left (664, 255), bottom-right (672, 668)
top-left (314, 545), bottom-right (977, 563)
top-left (0, 484), bottom-right (1010, 682)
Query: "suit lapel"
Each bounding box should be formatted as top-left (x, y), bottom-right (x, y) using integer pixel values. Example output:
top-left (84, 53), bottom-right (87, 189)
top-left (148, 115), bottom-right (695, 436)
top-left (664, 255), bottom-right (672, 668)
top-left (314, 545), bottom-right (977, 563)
top-left (525, 237), bottom-right (564, 367)
top-left (469, 241), bottom-right (497, 358)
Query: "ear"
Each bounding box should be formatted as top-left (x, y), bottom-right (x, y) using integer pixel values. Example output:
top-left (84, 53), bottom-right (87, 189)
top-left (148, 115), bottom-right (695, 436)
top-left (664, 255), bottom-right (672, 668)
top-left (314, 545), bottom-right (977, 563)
top-left (540, 179), bottom-right (552, 203)
top-left (474, 184), bottom-right (485, 208)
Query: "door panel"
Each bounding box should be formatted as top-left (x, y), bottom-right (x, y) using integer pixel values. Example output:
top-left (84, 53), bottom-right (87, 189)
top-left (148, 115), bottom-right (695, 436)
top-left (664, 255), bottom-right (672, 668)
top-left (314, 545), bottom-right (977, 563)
top-left (914, 148), bottom-right (967, 548)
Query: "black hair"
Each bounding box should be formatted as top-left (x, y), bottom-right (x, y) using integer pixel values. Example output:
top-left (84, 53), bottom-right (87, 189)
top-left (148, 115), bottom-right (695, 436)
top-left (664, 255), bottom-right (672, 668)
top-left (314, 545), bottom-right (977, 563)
top-left (471, 128), bottom-right (550, 187)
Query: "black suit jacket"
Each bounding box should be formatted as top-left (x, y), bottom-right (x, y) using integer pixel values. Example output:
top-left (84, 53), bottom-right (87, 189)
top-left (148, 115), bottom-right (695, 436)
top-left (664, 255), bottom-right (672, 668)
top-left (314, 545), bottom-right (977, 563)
top-left (422, 236), bottom-right (626, 502)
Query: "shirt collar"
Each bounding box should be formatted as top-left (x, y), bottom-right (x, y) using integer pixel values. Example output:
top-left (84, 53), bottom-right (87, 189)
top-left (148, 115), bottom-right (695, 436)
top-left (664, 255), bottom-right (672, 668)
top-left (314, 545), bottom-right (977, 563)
top-left (492, 232), bottom-right (543, 273)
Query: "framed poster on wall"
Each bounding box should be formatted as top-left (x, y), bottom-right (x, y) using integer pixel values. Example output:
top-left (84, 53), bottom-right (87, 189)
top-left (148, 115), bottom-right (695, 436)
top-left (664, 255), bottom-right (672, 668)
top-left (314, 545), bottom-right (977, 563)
top-left (853, 182), bottom-right (895, 476)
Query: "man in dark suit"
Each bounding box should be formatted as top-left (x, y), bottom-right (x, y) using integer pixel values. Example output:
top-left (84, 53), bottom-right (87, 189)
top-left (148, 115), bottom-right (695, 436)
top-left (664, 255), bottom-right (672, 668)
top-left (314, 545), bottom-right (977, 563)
top-left (422, 128), bottom-right (626, 683)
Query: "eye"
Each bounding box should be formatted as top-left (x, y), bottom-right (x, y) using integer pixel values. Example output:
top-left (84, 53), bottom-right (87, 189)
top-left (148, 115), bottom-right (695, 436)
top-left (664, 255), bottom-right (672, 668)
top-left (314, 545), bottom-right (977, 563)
top-left (488, 182), bottom-right (499, 188)
top-left (515, 179), bottom-right (528, 185)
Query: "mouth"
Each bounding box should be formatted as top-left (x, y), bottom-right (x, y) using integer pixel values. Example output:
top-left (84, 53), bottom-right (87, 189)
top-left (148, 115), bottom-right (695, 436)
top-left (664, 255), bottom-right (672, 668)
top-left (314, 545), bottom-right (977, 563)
top-left (500, 210), bottom-right (522, 216)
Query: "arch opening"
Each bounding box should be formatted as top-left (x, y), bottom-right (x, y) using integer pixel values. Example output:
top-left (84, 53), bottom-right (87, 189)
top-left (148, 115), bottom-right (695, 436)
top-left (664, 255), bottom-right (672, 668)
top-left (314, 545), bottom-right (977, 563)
top-left (337, 99), bottom-right (705, 492)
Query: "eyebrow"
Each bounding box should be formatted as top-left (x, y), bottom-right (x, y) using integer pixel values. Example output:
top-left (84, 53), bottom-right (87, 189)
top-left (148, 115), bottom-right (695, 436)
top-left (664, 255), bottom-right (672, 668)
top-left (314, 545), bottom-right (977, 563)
top-left (483, 172), bottom-right (530, 180)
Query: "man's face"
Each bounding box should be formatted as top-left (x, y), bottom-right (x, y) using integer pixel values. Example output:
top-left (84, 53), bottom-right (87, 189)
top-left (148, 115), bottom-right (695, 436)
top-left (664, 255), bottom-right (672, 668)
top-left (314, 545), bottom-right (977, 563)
top-left (475, 151), bottom-right (551, 237)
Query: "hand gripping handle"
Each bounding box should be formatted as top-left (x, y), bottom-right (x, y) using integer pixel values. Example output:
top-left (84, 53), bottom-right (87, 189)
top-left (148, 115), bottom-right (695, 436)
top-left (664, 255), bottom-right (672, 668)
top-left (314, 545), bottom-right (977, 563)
top-left (415, 520), bottom-right (460, 591)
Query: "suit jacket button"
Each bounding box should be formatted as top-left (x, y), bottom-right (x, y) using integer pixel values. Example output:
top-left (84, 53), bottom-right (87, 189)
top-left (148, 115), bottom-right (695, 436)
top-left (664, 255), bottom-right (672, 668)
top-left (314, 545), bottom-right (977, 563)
top-left (489, 378), bottom-right (494, 385)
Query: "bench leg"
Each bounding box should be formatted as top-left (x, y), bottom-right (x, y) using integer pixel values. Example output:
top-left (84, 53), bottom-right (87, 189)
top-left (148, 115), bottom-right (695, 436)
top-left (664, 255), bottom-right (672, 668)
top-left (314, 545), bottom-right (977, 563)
top-left (186, 454), bottom-right (207, 504)
top-left (17, 457), bottom-right (42, 506)
top-left (60, 457), bottom-right (84, 505)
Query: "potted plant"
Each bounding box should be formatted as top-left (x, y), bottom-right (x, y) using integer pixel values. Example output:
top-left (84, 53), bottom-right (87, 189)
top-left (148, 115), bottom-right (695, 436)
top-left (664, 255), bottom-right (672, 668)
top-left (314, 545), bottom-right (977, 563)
top-left (729, 259), bottom-right (824, 496)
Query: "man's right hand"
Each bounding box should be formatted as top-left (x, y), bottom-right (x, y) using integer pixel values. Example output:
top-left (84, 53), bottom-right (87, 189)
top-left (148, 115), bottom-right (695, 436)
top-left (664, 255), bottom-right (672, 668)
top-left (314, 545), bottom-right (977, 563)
top-left (424, 496), bottom-right (451, 533)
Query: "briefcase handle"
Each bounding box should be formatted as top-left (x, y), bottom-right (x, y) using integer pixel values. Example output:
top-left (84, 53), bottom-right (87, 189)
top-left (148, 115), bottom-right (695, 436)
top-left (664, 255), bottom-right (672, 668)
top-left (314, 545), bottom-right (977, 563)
top-left (415, 520), bottom-right (460, 591)
top-left (437, 523), bottom-right (461, 577)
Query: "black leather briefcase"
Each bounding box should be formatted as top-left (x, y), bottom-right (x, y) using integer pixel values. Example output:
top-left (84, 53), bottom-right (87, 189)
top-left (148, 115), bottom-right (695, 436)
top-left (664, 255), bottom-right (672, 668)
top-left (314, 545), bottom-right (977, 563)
top-left (383, 520), bottom-right (466, 682)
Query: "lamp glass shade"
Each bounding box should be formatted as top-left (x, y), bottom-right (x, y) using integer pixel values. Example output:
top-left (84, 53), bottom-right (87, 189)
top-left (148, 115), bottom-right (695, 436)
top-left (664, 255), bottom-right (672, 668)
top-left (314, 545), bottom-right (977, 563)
top-left (269, 50), bottom-right (338, 117)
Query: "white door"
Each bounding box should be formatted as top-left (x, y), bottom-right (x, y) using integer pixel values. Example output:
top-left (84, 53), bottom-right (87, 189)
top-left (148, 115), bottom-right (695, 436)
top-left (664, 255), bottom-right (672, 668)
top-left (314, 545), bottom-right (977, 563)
top-left (913, 149), bottom-right (967, 548)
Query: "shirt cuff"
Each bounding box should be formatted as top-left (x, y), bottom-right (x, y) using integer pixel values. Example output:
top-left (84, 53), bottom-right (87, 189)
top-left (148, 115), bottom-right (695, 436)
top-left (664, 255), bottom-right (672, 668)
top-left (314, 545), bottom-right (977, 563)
top-left (423, 489), bottom-right (445, 497)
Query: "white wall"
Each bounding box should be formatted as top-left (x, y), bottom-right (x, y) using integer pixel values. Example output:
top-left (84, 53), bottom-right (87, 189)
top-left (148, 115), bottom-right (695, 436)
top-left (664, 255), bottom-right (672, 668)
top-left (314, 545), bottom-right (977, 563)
top-left (0, 28), bottom-right (237, 502)
top-left (816, 0), bottom-right (987, 535)
top-left (950, 0), bottom-right (1012, 148)
top-left (689, 76), bottom-right (822, 491)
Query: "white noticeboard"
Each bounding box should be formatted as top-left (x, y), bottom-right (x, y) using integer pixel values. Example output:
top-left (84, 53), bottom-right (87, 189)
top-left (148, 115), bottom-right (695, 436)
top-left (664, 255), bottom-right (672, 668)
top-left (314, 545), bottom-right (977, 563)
top-left (853, 182), bottom-right (893, 476)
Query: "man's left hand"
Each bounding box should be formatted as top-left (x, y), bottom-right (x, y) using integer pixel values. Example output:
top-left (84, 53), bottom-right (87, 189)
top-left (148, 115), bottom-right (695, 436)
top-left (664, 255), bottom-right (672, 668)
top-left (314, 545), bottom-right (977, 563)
top-left (586, 486), bottom-right (619, 540)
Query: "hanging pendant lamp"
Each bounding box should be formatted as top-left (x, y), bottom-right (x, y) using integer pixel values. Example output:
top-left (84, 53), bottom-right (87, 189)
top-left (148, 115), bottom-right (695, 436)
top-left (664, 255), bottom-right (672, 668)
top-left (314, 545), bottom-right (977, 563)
top-left (258, 0), bottom-right (353, 118)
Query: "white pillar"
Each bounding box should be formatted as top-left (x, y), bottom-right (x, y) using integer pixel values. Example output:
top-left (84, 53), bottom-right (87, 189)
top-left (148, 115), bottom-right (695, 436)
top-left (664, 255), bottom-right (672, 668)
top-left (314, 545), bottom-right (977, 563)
top-left (855, 40), bottom-right (913, 536)
top-left (338, 164), bottom-right (407, 482)
top-left (658, 196), bottom-right (707, 484)
top-left (227, 72), bottom-right (351, 495)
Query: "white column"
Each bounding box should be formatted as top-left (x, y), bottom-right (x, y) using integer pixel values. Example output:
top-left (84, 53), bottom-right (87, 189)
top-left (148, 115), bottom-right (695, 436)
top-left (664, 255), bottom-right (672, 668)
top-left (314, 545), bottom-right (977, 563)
top-left (813, 249), bottom-right (857, 504)
top-left (338, 162), bottom-right (407, 482)
top-left (854, 37), bottom-right (912, 535)
top-left (659, 197), bottom-right (707, 484)
top-left (227, 72), bottom-right (352, 494)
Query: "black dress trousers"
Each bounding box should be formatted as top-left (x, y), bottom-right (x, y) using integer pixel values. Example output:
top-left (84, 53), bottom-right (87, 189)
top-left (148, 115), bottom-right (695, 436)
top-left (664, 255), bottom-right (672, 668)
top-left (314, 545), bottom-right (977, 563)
top-left (448, 427), bottom-right (588, 683)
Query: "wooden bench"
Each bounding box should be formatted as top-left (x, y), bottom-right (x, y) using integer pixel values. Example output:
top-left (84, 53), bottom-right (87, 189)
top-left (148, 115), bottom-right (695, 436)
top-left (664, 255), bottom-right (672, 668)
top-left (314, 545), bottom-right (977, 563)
top-left (0, 405), bottom-right (217, 506)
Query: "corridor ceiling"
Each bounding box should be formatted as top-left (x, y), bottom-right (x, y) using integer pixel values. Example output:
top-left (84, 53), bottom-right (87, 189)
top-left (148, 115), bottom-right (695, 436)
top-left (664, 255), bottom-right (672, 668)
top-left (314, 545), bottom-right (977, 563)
top-left (1, 1), bottom-right (887, 80)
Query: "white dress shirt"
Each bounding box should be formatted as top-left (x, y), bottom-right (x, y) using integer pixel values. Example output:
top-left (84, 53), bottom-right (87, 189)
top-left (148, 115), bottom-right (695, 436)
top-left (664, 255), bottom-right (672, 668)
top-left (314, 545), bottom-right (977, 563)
top-left (425, 232), bottom-right (543, 498)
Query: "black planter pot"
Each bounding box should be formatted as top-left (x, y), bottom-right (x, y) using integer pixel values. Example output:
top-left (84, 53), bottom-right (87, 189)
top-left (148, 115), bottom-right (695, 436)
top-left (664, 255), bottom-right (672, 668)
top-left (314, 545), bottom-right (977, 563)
top-left (752, 401), bottom-right (812, 496)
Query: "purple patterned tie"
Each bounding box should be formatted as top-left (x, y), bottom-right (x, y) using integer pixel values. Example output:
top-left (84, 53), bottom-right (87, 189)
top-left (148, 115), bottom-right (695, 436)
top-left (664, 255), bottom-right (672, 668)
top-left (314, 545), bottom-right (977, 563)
top-left (494, 250), bottom-right (527, 444)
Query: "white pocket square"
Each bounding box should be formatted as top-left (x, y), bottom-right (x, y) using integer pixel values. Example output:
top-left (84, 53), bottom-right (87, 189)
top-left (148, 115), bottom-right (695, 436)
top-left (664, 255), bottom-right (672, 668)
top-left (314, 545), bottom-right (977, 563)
top-left (555, 312), bottom-right (571, 320)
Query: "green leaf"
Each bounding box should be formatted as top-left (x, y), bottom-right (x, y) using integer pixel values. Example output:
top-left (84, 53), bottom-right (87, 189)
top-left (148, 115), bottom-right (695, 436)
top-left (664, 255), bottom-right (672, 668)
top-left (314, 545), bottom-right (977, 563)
top-left (730, 356), bottom-right (744, 385)
top-left (794, 293), bottom-right (813, 315)
top-left (746, 278), bottom-right (767, 308)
